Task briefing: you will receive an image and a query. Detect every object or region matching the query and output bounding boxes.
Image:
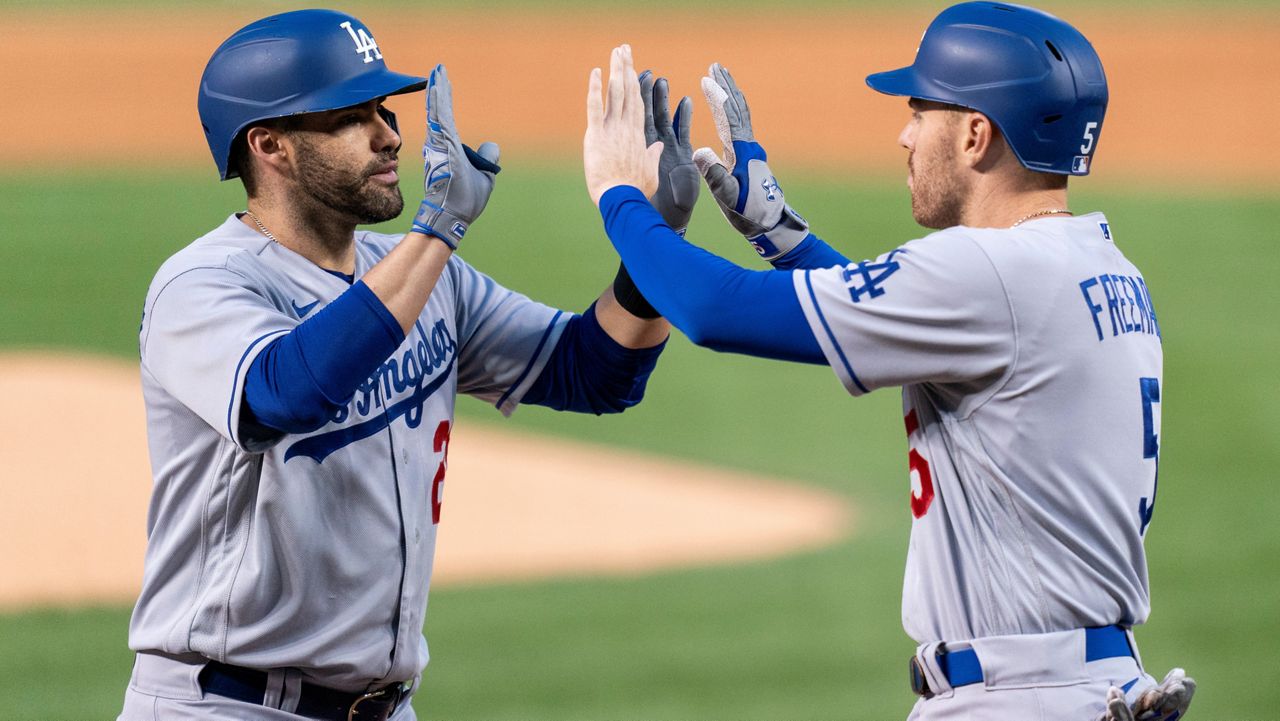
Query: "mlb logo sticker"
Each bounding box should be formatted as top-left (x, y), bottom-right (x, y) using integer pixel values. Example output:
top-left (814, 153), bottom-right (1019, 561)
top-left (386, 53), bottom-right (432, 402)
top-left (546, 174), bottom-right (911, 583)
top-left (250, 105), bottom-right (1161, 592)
top-left (1072, 155), bottom-right (1090, 174)
top-left (1100, 222), bottom-right (1111, 240)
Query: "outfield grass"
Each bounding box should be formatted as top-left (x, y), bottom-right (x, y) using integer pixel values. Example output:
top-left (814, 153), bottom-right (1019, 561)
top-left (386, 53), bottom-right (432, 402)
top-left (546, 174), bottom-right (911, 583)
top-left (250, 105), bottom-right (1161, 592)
top-left (1, 167), bottom-right (1276, 719)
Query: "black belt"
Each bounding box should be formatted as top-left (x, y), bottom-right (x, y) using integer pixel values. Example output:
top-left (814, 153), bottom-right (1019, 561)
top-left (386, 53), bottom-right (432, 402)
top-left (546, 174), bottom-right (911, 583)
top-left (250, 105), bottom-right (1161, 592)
top-left (199, 661), bottom-right (410, 721)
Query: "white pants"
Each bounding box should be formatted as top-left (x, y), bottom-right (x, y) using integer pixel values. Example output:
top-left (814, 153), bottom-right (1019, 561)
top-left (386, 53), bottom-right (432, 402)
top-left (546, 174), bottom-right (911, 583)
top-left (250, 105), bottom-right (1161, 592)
top-left (117, 652), bottom-right (419, 721)
top-left (907, 629), bottom-right (1157, 721)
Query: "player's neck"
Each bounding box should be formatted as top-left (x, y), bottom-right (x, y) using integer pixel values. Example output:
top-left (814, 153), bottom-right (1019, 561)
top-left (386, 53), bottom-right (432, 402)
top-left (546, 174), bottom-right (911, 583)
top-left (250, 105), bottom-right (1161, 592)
top-left (244, 199), bottom-right (357, 274)
top-left (960, 177), bottom-right (1070, 229)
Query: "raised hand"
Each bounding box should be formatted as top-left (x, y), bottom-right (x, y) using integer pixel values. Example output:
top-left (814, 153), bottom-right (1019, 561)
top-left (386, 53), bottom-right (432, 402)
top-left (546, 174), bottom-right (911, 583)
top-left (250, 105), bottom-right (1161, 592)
top-left (411, 64), bottom-right (502, 249)
top-left (583, 44), bottom-right (663, 206)
top-left (639, 70), bottom-right (699, 234)
top-left (693, 63), bottom-right (809, 261)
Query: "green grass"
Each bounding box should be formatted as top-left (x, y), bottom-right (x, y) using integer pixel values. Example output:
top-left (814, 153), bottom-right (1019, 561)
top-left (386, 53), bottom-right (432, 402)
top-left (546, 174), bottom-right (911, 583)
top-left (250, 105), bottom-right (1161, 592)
top-left (1, 167), bottom-right (1277, 719)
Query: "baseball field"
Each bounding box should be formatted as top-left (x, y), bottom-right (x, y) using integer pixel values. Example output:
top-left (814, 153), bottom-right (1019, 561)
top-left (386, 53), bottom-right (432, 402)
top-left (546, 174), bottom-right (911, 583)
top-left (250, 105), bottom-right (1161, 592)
top-left (1, 1), bottom-right (1278, 719)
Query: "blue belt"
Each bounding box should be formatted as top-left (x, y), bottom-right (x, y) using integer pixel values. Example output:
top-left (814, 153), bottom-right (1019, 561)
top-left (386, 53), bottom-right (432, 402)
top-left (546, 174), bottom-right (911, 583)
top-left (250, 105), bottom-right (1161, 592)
top-left (910, 625), bottom-right (1133, 696)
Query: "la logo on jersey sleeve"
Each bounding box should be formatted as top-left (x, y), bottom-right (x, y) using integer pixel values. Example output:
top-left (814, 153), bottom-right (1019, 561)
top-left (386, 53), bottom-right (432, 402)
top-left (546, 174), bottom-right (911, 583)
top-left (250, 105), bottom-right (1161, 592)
top-left (842, 248), bottom-right (908, 303)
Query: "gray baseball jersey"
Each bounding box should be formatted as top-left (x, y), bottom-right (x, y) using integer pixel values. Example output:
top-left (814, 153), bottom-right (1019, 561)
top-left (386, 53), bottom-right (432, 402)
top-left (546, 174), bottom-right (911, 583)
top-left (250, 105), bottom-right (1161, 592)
top-left (131, 215), bottom-right (568, 690)
top-left (793, 214), bottom-right (1162, 644)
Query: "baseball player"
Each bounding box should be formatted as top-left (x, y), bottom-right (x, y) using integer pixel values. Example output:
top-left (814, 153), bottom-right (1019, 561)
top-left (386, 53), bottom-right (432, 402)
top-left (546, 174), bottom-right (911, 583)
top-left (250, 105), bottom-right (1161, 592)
top-left (118, 10), bottom-right (678, 721)
top-left (582, 3), bottom-right (1196, 718)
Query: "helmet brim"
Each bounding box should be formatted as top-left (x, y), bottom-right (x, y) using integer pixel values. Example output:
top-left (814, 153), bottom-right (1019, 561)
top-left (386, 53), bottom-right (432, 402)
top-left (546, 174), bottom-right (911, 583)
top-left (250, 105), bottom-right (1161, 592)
top-left (290, 69), bottom-right (428, 116)
top-left (865, 66), bottom-right (961, 109)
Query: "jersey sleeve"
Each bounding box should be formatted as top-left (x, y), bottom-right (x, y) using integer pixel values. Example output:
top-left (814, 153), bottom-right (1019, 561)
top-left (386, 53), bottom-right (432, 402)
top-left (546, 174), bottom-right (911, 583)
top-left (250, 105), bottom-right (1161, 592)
top-left (447, 256), bottom-right (570, 415)
top-left (140, 262), bottom-right (295, 451)
top-left (793, 232), bottom-right (1015, 397)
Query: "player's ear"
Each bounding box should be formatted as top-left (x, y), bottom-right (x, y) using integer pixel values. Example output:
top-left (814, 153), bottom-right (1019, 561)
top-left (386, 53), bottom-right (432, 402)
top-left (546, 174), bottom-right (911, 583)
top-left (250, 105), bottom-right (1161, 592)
top-left (244, 125), bottom-right (291, 177)
top-left (961, 111), bottom-right (997, 171)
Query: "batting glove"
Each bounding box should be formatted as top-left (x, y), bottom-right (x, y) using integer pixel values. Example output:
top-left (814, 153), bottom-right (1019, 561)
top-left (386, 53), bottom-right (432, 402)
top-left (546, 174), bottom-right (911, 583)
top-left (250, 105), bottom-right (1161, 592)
top-left (693, 63), bottom-right (808, 261)
top-left (639, 70), bottom-right (699, 235)
top-left (1097, 668), bottom-right (1196, 721)
top-left (412, 64), bottom-right (502, 249)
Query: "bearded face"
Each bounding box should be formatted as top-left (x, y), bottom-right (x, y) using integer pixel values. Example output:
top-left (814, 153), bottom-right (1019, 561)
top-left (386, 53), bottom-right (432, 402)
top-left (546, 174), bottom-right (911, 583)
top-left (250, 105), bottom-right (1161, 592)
top-left (901, 101), bottom-right (971, 230)
top-left (907, 131), bottom-right (969, 230)
top-left (290, 132), bottom-right (404, 224)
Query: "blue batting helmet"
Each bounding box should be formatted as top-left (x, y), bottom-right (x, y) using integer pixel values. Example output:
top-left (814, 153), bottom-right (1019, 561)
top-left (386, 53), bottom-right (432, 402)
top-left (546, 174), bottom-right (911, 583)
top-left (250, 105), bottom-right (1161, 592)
top-left (198, 9), bottom-right (427, 180)
top-left (866, 2), bottom-right (1108, 175)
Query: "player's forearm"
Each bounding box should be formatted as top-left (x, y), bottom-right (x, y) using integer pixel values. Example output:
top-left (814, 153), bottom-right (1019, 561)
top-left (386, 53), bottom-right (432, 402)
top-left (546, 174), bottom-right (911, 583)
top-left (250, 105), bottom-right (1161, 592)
top-left (595, 284), bottom-right (670, 349)
top-left (522, 302), bottom-right (665, 415)
top-left (599, 185), bottom-right (827, 364)
top-left (771, 234), bottom-right (852, 271)
top-left (360, 231), bottom-right (454, 336)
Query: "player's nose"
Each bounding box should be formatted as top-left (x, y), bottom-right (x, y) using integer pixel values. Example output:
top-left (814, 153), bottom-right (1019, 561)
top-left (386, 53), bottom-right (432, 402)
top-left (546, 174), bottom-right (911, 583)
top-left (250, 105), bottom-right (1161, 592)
top-left (898, 121), bottom-right (915, 151)
top-left (373, 113), bottom-right (401, 153)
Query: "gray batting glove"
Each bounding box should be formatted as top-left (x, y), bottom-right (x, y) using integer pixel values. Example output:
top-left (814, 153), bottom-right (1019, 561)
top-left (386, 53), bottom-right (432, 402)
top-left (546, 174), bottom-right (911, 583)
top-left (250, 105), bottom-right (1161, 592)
top-left (692, 62), bottom-right (808, 261)
top-left (1097, 668), bottom-right (1196, 721)
top-left (411, 64), bottom-right (502, 249)
top-left (639, 70), bottom-right (699, 235)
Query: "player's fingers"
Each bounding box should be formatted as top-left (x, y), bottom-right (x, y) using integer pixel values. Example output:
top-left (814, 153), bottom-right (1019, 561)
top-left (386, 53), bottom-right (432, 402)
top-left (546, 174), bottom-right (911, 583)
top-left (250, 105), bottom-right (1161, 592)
top-left (620, 44), bottom-right (640, 123)
top-left (586, 67), bottom-right (604, 130)
top-left (675, 96), bottom-right (693, 146)
top-left (476, 141), bottom-right (500, 164)
top-left (1181, 675), bottom-right (1196, 701)
top-left (607, 46), bottom-right (626, 121)
top-left (700, 76), bottom-right (734, 165)
top-left (701, 71), bottom-right (728, 112)
top-left (426, 65), bottom-right (446, 150)
top-left (639, 70), bottom-right (658, 145)
top-left (653, 77), bottom-right (672, 137)
top-left (1103, 686), bottom-right (1134, 721)
top-left (643, 140), bottom-right (663, 193)
top-left (692, 147), bottom-right (723, 177)
top-left (713, 63), bottom-right (747, 135)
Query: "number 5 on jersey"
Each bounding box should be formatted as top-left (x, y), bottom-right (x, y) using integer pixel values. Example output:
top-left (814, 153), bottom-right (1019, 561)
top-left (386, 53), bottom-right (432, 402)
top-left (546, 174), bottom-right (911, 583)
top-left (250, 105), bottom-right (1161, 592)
top-left (905, 409), bottom-right (934, 518)
top-left (1138, 378), bottom-right (1160, 535)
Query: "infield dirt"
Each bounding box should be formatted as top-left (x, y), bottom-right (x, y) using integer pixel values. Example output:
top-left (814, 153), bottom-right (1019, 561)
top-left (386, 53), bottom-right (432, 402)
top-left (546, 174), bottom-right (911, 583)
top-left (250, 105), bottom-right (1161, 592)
top-left (0, 354), bottom-right (852, 609)
top-left (2, 7), bottom-right (1276, 188)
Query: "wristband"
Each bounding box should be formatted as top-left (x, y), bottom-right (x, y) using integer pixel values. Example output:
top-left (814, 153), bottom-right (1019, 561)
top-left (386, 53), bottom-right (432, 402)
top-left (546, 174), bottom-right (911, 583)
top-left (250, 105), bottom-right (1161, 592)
top-left (411, 198), bottom-right (462, 250)
top-left (612, 261), bottom-right (661, 320)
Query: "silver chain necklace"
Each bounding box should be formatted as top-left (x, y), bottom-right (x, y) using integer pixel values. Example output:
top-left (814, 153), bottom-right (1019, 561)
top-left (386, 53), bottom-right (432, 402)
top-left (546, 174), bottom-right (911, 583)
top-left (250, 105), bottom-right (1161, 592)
top-left (244, 210), bottom-right (279, 243)
top-left (1011, 208), bottom-right (1073, 227)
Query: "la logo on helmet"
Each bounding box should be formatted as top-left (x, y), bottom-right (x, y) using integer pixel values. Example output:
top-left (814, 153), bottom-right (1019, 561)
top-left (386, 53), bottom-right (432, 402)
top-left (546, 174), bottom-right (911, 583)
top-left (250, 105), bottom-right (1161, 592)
top-left (340, 21), bottom-right (382, 63)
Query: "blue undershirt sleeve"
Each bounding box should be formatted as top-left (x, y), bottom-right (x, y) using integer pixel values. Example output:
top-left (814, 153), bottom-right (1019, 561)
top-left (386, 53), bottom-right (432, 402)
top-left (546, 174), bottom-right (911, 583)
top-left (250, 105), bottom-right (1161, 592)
top-left (772, 233), bottom-right (852, 270)
top-left (242, 280), bottom-right (406, 436)
top-left (522, 302), bottom-right (665, 414)
top-left (598, 185), bottom-right (826, 364)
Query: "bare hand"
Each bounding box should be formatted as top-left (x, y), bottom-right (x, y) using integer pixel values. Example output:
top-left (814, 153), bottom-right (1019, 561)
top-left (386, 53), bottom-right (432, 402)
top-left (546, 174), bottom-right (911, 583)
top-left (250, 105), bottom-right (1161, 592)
top-left (583, 44), bottom-right (663, 206)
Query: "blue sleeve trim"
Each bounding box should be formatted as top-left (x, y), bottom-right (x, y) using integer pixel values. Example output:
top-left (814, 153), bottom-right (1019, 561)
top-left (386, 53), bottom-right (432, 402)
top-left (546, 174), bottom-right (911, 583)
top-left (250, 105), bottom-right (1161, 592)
top-left (773, 234), bottom-right (852, 271)
top-left (522, 303), bottom-right (666, 414)
top-left (804, 270), bottom-right (868, 393)
top-left (495, 310), bottom-right (564, 410)
top-left (242, 280), bottom-right (406, 434)
top-left (227, 330), bottom-right (289, 448)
